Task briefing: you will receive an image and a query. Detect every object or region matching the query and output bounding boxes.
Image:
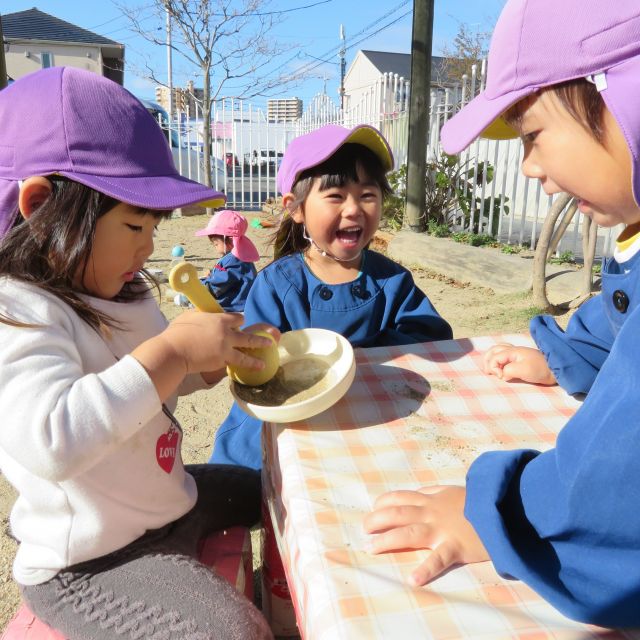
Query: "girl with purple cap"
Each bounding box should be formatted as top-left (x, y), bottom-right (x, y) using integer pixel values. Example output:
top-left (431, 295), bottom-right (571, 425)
top-left (0, 67), bottom-right (275, 639)
top-left (365, 0), bottom-right (640, 627)
top-left (210, 123), bottom-right (452, 470)
top-left (195, 209), bottom-right (258, 312)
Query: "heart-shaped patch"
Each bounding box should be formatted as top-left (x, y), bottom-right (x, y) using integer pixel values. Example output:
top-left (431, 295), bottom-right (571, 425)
top-left (156, 427), bottom-right (179, 474)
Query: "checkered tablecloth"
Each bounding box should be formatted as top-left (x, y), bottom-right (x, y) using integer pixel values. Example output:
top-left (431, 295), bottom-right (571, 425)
top-left (262, 334), bottom-right (640, 640)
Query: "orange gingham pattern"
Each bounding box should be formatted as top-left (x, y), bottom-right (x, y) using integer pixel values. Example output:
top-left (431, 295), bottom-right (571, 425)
top-left (262, 334), bottom-right (640, 640)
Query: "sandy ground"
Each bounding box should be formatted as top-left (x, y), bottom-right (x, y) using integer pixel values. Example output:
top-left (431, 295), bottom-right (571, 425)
top-left (0, 211), bottom-right (576, 629)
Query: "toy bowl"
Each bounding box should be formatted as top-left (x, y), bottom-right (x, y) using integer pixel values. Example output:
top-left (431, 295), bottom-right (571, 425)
top-left (230, 328), bottom-right (355, 423)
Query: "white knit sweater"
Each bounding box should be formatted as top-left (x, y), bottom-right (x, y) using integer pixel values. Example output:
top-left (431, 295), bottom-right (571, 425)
top-left (0, 278), bottom-right (207, 585)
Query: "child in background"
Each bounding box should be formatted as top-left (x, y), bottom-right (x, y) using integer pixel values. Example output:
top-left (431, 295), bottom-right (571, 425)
top-left (364, 0), bottom-right (640, 627)
top-left (0, 67), bottom-right (275, 639)
top-left (195, 209), bottom-right (259, 312)
top-left (210, 124), bottom-right (452, 469)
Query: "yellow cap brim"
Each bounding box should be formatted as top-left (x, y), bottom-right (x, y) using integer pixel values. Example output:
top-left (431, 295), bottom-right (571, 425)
top-left (197, 197), bottom-right (227, 208)
top-left (345, 127), bottom-right (394, 172)
top-left (480, 116), bottom-right (519, 141)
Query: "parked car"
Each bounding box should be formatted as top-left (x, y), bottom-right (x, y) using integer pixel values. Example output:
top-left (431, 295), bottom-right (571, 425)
top-left (225, 152), bottom-right (240, 169)
top-left (141, 100), bottom-right (226, 189)
top-left (244, 149), bottom-right (283, 171)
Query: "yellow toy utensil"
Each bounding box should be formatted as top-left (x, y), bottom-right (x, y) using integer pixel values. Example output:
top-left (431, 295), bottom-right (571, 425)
top-left (168, 261), bottom-right (279, 386)
top-left (169, 262), bottom-right (224, 313)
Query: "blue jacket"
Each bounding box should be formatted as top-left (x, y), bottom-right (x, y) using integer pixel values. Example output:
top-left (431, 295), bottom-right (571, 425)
top-left (240, 251), bottom-right (452, 346)
top-left (200, 253), bottom-right (257, 312)
top-left (211, 250), bottom-right (452, 469)
top-left (465, 250), bottom-right (640, 626)
top-left (528, 251), bottom-right (640, 395)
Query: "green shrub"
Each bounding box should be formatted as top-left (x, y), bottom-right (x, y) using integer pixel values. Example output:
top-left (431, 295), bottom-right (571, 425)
top-left (501, 244), bottom-right (522, 254)
top-left (381, 164), bottom-right (406, 230)
top-left (382, 154), bottom-right (509, 238)
top-left (549, 250), bottom-right (575, 265)
top-left (427, 220), bottom-right (450, 237)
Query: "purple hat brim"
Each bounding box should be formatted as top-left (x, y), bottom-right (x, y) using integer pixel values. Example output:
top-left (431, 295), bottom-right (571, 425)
top-left (57, 170), bottom-right (226, 210)
top-left (440, 86), bottom-right (533, 155)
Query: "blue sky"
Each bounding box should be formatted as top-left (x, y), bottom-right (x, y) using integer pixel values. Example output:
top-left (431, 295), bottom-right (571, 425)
top-left (2, 0), bottom-right (506, 107)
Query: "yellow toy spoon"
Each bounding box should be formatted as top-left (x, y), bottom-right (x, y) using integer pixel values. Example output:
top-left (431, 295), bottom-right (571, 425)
top-left (168, 261), bottom-right (279, 386)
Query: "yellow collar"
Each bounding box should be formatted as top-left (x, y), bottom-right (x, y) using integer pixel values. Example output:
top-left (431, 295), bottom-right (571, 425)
top-left (616, 222), bottom-right (640, 252)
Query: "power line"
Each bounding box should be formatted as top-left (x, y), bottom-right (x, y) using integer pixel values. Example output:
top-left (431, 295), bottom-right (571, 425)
top-left (87, 15), bottom-right (125, 30)
top-left (283, 0), bottom-right (412, 79)
top-left (99, 12), bottom-right (159, 38)
top-left (290, 7), bottom-right (412, 80)
top-left (239, 0), bottom-right (337, 16)
top-left (349, 0), bottom-right (410, 40)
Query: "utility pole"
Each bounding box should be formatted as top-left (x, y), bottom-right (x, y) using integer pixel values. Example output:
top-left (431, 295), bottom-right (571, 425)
top-left (405, 0), bottom-right (434, 232)
top-left (0, 14), bottom-right (8, 90)
top-left (165, 4), bottom-right (173, 120)
top-left (338, 24), bottom-right (346, 111)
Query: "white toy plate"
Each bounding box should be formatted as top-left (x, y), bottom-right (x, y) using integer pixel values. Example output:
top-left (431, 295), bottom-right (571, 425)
top-left (231, 328), bottom-right (355, 423)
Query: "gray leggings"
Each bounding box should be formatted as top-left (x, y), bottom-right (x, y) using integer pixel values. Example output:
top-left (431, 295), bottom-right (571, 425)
top-left (21, 464), bottom-right (273, 640)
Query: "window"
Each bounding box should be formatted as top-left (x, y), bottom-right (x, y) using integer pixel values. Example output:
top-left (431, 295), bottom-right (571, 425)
top-left (41, 52), bottom-right (53, 68)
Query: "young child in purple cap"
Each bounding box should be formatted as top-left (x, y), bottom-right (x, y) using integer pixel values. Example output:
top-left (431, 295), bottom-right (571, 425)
top-left (210, 123), bottom-right (452, 470)
top-left (195, 209), bottom-right (258, 312)
top-left (0, 67), bottom-right (275, 639)
top-left (365, 0), bottom-right (640, 627)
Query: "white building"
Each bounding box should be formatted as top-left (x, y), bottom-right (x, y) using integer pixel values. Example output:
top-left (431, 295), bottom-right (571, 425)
top-left (343, 50), bottom-right (455, 114)
top-left (267, 97), bottom-right (303, 122)
top-left (2, 8), bottom-right (124, 85)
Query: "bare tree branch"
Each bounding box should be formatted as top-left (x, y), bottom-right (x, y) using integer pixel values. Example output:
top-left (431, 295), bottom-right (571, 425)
top-left (116, 0), bottom-right (308, 186)
top-left (440, 22), bottom-right (491, 91)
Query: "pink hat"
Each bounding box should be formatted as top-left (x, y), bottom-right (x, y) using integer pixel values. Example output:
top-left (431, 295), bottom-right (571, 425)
top-left (440, 0), bottom-right (640, 205)
top-left (194, 209), bottom-right (259, 262)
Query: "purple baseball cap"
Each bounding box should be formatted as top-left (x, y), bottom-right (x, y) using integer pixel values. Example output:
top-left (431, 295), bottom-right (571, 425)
top-left (0, 67), bottom-right (226, 237)
top-left (276, 124), bottom-right (393, 195)
top-left (441, 0), bottom-right (640, 204)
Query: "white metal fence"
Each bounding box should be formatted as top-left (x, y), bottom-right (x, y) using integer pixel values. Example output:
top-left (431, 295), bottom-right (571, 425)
top-left (161, 63), bottom-right (618, 261)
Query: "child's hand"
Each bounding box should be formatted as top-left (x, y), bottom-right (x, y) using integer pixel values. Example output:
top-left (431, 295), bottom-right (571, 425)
top-left (243, 322), bottom-right (281, 344)
top-left (363, 486), bottom-right (489, 586)
top-left (133, 311), bottom-right (278, 401)
top-left (200, 321), bottom-right (282, 385)
top-left (164, 310), bottom-right (276, 375)
top-left (483, 343), bottom-right (556, 385)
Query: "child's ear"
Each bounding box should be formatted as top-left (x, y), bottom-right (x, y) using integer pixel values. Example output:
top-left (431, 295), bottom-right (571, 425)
top-left (18, 176), bottom-right (53, 219)
top-left (282, 192), bottom-right (303, 223)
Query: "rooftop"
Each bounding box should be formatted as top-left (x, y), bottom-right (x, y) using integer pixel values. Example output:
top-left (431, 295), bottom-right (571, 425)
top-left (360, 50), bottom-right (450, 82)
top-left (2, 8), bottom-right (122, 46)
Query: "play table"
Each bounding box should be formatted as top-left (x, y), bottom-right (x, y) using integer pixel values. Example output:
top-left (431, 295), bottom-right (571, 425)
top-left (262, 334), bottom-right (640, 640)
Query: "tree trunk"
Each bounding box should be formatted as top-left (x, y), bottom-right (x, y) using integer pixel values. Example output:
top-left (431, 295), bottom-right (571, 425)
top-left (568, 211), bottom-right (599, 307)
top-left (202, 66), bottom-right (212, 189)
top-left (547, 199), bottom-right (578, 260)
top-left (531, 193), bottom-right (573, 310)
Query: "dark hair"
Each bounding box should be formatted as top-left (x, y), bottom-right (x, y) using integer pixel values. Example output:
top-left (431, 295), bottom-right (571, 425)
top-left (209, 234), bottom-right (233, 244)
top-left (0, 177), bottom-right (171, 330)
top-left (273, 143), bottom-right (392, 260)
top-left (504, 78), bottom-right (605, 142)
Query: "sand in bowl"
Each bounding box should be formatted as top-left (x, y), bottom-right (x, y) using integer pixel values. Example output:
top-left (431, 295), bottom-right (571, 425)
top-left (233, 356), bottom-right (334, 407)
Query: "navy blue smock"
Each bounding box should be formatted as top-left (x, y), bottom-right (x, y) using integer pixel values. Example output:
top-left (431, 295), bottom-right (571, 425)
top-left (200, 252), bottom-right (257, 312)
top-left (211, 250), bottom-right (452, 469)
top-left (465, 250), bottom-right (640, 626)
